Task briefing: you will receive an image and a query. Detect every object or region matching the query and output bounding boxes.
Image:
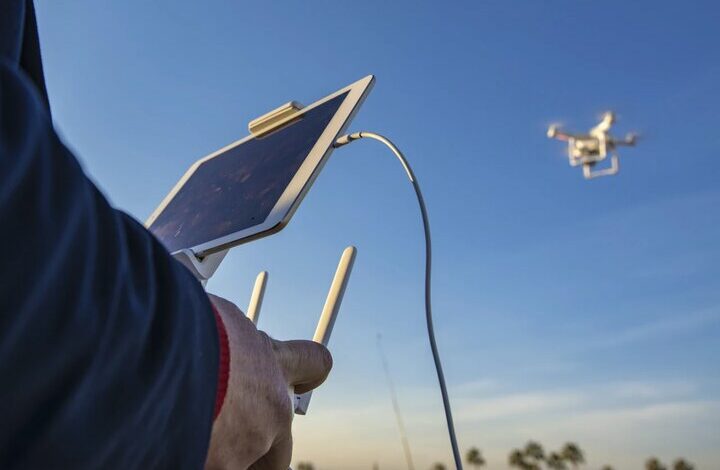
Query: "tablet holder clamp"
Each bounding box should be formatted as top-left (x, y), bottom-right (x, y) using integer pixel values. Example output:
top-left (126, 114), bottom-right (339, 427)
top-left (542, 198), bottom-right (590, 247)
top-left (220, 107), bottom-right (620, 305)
top-left (248, 101), bottom-right (304, 138)
top-left (173, 248), bottom-right (228, 287)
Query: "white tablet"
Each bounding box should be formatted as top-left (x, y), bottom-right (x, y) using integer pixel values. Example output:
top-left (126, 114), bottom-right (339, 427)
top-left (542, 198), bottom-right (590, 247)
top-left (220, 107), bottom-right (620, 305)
top-left (145, 75), bottom-right (374, 256)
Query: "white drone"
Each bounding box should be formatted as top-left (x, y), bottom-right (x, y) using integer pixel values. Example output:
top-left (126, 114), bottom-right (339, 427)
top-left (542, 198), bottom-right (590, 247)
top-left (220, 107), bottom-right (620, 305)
top-left (548, 111), bottom-right (637, 179)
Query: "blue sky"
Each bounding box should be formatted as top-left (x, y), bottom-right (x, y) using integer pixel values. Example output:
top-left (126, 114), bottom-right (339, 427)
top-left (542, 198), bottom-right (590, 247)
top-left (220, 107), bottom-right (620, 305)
top-left (36, 1), bottom-right (720, 468)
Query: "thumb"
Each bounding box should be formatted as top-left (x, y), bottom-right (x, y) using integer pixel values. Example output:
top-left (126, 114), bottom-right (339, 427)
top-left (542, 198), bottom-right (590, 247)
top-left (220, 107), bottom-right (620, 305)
top-left (272, 339), bottom-right (333, 394)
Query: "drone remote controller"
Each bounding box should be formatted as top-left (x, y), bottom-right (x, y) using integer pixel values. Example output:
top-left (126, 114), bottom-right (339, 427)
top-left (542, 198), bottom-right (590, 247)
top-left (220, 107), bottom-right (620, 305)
top-left (242, 246), bottom-right (357, 415)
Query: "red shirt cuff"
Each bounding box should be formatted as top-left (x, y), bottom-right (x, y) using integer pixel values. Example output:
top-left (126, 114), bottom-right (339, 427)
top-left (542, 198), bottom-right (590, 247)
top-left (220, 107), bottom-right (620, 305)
top-left (211, 304), bottom-right (230, 421)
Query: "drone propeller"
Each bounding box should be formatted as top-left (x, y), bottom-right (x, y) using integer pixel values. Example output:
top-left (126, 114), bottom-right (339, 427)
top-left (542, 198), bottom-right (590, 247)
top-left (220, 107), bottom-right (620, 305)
top-left (625, 132), bottom-right (639, 145)
top-left (547, 124), bottom-right (559, 138)
top-left (616, 130), bottom-right (642, 146)
top-left (546, 121), bottom-right (569, 139)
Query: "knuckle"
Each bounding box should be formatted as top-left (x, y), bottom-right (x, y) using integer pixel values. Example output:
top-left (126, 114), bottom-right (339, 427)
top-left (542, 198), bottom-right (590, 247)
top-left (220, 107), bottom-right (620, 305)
top-left (257, 331), bottom-right (277, 354)
top-left (317, 344), bottom-right (333, 373)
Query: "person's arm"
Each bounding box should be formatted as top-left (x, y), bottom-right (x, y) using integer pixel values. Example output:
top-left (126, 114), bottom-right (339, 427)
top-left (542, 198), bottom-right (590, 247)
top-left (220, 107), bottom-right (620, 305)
top-left (0, 61), bottom-right (334, 470)
top-left (0, 61), bottom-right (218, 468)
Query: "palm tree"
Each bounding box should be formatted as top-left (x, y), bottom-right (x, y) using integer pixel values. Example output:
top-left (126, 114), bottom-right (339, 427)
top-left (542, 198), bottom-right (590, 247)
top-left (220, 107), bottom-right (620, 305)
top-left (546, 452), bottom-right (568, 470)
top-left (431, 463), bottom-right (446, 470)
top-left (297, 462), bottom-right (315, 470)
top-left (524, 441), bottom-right (545, 462)
top-left (672, 459), bottom-right (695, 470)
top-left (560, 442), bottom-right (584, 468)
top-left (465, 447), bottom-right (486, 468)
top-left (509, 449), bottom-right (529, 470)
top-left (645, 457), bottom-right (667, 470)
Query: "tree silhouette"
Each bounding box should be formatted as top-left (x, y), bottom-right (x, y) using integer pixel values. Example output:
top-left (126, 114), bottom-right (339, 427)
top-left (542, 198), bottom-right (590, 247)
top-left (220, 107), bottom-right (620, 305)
top-left (509, 449), bottom-right (529, 470)
top-left (672, 458), bottom-right (695, 470)
top-left (522, 441), bottom-right (545, 469)
top-left (645, 457), bottom-right (667, 470)
top-left (297, 462), bottom-right (315, 470)
top-left (560, 442), bottom-right (584, 468)
top-left (465, 447), bottom-right (486, 468)
top-left (524, 441), bottom-right (546, 463)
top-left (546, 452), bottom-right (568, 470)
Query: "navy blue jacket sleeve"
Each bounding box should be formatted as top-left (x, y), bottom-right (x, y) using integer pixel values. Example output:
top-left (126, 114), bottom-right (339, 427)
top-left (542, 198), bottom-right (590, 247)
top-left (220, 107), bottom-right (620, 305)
top-left (0, 60), bottom-right (219, 469)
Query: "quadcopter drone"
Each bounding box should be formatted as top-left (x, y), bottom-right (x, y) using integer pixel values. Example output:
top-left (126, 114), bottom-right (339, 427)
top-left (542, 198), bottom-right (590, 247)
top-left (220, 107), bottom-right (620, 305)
top-left (547, 111), bottom-right (638, 179)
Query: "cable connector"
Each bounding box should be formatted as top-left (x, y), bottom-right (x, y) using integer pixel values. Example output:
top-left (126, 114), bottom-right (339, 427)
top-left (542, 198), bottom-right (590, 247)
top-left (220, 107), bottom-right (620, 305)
top-left (333, 132), bottom-right (363, 148)
top-left (334, 132), bottom-right (415, 183)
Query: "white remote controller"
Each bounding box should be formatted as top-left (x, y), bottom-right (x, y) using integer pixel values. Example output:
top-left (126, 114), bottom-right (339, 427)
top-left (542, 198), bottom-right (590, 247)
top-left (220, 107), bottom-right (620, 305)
top-left (184, 249), bottom-right (355, 470)
top-left (242, 247), bottom-right (357, 415)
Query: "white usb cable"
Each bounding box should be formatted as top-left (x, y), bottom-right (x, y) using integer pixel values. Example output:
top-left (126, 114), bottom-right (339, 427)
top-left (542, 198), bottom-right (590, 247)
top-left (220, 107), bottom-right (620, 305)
top-left (333, 132), bottom-right (463, 470)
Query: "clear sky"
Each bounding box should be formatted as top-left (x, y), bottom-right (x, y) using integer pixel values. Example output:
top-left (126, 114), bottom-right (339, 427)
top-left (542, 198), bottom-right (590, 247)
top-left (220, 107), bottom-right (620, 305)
top-left (35, 1), bottom-right (720, 468)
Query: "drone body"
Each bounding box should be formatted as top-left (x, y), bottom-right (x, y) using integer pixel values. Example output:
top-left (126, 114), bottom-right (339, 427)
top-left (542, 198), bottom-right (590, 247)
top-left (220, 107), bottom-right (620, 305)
top-left (548, 112), bottom-right (637, 179)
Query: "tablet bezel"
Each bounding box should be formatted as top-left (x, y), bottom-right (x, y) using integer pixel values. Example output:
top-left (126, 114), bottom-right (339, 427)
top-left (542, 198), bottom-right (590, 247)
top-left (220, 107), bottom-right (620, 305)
top-left (145, 75), bottom-right (375, 257)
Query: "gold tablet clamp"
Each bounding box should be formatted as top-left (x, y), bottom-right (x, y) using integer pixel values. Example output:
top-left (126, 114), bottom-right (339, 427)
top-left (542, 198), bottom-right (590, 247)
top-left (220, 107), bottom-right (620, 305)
top-left (248, 101), bottom-right (304, 138)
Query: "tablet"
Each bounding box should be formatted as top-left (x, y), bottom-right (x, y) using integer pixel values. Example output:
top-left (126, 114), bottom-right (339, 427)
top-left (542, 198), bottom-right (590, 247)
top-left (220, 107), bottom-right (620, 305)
top-left (145, 75), bottom-right (374, 256)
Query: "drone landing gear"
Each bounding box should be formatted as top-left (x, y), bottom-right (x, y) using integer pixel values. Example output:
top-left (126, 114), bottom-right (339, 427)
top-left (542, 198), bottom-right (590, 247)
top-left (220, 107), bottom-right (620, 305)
top-left (582, 153), bottom-right (619, 179)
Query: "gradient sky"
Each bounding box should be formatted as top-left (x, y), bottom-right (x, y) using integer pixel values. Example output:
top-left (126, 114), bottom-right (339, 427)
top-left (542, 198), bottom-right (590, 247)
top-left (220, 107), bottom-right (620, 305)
top-left (35, 1), bottom-right (720, 469)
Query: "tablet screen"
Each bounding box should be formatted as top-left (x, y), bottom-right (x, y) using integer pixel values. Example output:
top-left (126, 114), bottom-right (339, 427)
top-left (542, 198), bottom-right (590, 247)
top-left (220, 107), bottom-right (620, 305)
top-left (149, 91), bottom-right (349, 253)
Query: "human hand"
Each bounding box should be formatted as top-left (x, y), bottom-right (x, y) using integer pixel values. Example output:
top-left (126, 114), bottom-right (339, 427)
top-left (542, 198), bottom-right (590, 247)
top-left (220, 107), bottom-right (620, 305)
top-left (204, 294), bottom-right (332, 470)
